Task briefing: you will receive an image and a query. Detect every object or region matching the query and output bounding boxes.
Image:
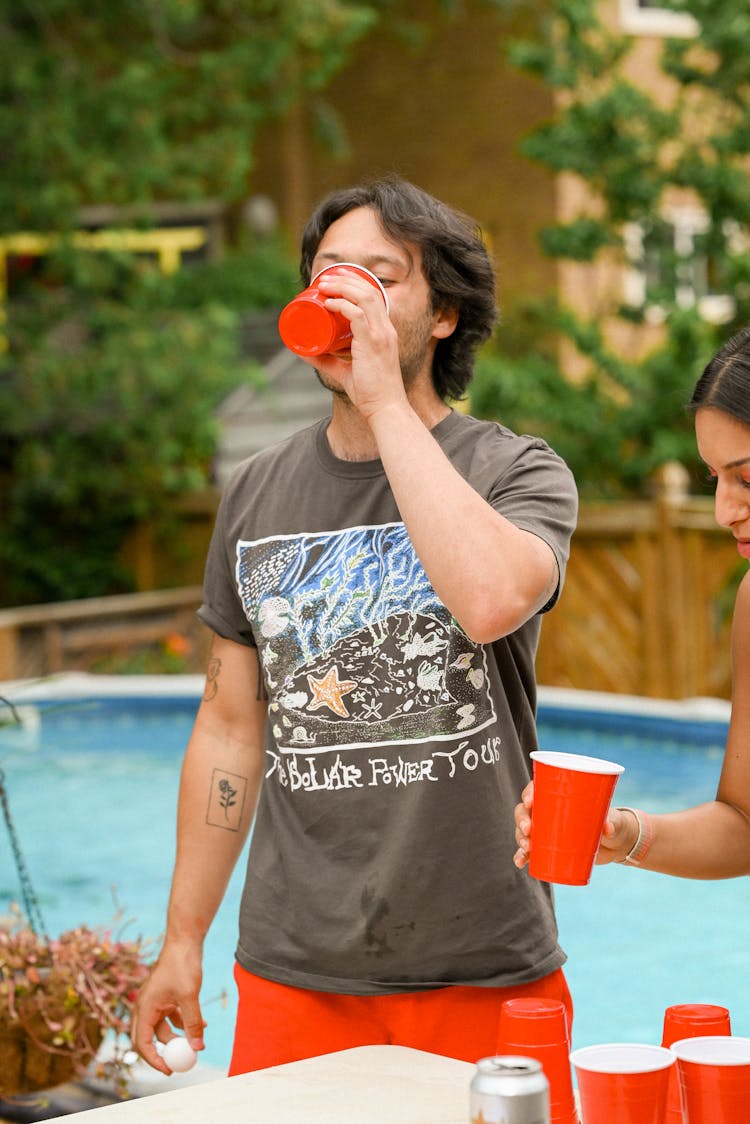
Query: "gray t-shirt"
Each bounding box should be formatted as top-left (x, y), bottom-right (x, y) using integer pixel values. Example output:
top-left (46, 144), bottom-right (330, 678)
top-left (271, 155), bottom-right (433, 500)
top-left (199, 410), bottom-right (578, 994)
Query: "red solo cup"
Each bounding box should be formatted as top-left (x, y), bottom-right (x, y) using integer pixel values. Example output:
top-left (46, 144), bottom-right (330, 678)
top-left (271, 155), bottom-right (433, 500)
top-left (498, 998), bottom-right (578, 1123)
top-left (528, 750), bottom-right (624, 885)
top-left (278, 261), bottom-right (389, 357)
top-left (661, 1005), bottom-right (731, 1123)
top-left (570, 1043), bottom-right (674, 1124)
top-left (671, 1036), bottom-right (750, 1123)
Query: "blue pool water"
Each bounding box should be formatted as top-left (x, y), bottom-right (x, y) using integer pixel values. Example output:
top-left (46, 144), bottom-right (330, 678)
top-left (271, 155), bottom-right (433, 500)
top-left (0, 684), bottom-right (746, 1072)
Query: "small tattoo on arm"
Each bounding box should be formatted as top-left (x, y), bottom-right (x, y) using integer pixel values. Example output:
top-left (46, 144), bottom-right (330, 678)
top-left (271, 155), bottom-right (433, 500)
top-left (203, 656), bottom-right (221, 702)
top-left (206, 768), bottom-right (247, 832)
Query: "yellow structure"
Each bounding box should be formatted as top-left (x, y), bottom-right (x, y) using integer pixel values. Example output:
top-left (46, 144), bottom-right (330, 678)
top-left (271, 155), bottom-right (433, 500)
top-left (0, 225), bottom-right (208, 349)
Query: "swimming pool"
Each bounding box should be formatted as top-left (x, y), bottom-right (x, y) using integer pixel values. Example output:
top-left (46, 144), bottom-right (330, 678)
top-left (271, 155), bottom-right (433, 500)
top-left (0, 675), bottom-right (746, 1071)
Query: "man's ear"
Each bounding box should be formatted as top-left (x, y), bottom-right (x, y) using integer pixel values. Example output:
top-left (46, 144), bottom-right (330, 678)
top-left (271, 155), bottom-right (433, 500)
top-left (432, 306), bottom-right (459, 340)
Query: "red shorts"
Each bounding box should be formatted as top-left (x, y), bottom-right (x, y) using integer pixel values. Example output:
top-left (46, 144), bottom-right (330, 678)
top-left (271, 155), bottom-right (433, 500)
top-left (228, 963), bottom-right (573, 1074)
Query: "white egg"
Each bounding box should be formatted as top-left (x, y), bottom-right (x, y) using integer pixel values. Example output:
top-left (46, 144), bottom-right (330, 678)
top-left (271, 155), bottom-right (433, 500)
top-left (162, 1036), bottom-right (197, 1073)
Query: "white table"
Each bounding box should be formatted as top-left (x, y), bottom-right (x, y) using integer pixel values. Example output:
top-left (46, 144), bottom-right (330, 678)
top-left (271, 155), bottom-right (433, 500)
top-left (46, 1046), bottom-right (476, 1123)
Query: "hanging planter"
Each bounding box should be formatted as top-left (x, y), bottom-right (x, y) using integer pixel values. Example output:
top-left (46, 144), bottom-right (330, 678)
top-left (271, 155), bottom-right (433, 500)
top-left (0, 1011), bottom-right (102, 1095)
top-left (0, 916), bottom-right (152, 1097)
top-left (0, 709), bottom-right (154, 1097)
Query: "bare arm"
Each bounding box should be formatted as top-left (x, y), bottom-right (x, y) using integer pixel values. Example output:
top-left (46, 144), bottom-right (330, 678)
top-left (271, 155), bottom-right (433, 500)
top-left (612, 570), bottom-right (750, 878)
top-left (132, 634), bottom-right (266, 1072)
top-left (370, 403), bottom-right (560, 643)
top-left (316, 269), bottom-right (562, 645)
top-left (514, 572), bottom-right (750, 878)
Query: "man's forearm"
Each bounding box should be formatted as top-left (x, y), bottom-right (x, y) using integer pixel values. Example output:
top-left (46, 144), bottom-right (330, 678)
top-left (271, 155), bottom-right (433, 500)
top-left (163, 699), bottom-right (262, 948)
top-left (369, 402), bottom-right (558, 642)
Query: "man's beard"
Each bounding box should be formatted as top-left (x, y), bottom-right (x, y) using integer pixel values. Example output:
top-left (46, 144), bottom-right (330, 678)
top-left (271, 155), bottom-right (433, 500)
top-left (313, 304), bottom-right (438, 396)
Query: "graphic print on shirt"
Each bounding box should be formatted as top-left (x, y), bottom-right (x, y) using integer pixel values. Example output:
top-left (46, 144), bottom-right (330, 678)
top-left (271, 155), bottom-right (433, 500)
top-left (236, 522), bottom-right (495, 754)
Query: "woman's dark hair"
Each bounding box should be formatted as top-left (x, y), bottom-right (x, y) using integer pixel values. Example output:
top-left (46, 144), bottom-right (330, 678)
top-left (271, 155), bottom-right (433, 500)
top-left (299, 176), bottom-right (498, 402)
top-left (689, 324), bottom-right (750, 426)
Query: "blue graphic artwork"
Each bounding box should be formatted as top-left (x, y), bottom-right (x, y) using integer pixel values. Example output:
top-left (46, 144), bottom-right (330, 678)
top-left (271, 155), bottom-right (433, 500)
top-left (236, 522), bottom-right (495, 753)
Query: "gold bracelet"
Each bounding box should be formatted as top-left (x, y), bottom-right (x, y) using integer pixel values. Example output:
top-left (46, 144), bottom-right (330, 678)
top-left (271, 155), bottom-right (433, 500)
top-left (615, 807), bottom-right (653, 866)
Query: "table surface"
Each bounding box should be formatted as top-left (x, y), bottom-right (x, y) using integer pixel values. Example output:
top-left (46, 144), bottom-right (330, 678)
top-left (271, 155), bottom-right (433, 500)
top-left (45, 1047), bottom-right (478, 1123)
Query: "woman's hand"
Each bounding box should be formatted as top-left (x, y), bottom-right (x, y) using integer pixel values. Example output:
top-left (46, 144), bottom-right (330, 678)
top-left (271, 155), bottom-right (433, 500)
top-left (513, 782), bottom-right (640, 868)
top-left (513, 782), bottom-right (534, 869)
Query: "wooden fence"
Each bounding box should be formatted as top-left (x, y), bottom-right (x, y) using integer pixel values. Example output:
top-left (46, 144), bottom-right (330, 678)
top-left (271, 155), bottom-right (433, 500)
top-left (536, 467), bottom-right (739, 700)
top-left (0, 587), bottom-right (206, 682)
top-left (0, 469), bottom-right (740, 698)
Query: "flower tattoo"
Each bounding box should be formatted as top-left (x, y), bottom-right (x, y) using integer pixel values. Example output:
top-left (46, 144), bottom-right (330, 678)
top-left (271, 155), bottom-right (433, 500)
top-left (207, 768), bottom-right (246, 832)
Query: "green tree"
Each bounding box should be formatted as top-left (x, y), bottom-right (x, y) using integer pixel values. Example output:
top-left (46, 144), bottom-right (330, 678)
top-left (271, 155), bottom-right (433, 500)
top-left (0, 0), bottom-right (508, 230)
top-left (0, 0), bottom-right (385, 605)
top-left (472, 0), bottom-right (750, 498)
top-left (0, 0), bottom-right (513, 606)
top-left (0, 237), bottom-right (300, 610)
top-left (1, 252), bottom-right (267, 604)
top-left (0, 0), bottom-right (380, 231)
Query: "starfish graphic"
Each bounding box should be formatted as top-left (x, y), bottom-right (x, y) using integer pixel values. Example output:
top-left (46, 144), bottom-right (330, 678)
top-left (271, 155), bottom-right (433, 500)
top-left (306, 665), bottom-right (357, 717)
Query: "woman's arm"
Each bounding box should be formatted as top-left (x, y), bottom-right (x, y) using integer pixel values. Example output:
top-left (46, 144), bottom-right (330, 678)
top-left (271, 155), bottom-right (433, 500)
top-left (514, 573), bottom-right (750, 879)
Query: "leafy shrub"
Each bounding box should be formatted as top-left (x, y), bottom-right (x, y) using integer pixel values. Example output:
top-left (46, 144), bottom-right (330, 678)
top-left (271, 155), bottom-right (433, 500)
top-left (471, 304), bottom-right (720, 499)
top-left (1, 246), bottom-right (279, 605)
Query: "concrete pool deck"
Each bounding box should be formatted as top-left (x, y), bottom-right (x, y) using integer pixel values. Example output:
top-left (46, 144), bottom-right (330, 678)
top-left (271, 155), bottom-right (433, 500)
top-left (0, 671), bottom-right (207, 702)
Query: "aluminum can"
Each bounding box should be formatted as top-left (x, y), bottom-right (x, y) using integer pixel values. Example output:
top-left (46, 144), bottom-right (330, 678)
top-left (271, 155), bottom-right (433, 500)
top-left (469, 1055), bottom-right (550, 1124)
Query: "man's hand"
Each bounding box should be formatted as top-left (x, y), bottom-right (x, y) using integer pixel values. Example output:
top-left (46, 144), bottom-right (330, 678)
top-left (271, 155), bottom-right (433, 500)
top-left (131, 941), bottom-right (206, 1074)
top-left (316, 270), bottom-right (405, 418)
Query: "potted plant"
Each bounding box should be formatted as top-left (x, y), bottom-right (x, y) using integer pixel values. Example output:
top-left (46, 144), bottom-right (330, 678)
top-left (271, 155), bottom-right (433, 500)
top-left (0, 908), bottom-right (152, 1097)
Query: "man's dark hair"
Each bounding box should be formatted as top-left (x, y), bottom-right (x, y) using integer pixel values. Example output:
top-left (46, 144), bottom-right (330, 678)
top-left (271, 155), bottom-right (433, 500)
top-left (689, 324), bottom-right (750, 426)
top-left (299, 176), bottom-right (498, 401)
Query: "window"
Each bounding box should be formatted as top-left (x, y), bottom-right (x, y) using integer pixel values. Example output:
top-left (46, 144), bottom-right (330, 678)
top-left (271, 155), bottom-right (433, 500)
top-left (618, 0), bottom-right (698, 38)
top-left (623, 208), bottom-right (738, 325)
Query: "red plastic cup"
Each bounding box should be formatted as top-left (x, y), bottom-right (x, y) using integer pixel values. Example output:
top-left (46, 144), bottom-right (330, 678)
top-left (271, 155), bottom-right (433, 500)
top-left (671, 1036), bottom-right (750, 1123)
top-left (528, 750), bottom-right (624, 885)
top-left (497, 998), bottom-right (578, 1123)
top-left (661, 1005), bottom-right (731, 1123)
top-left (278, 262), bottom-right (389, 357)
top-left (570, 1043), bottom-right (674, 1124)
